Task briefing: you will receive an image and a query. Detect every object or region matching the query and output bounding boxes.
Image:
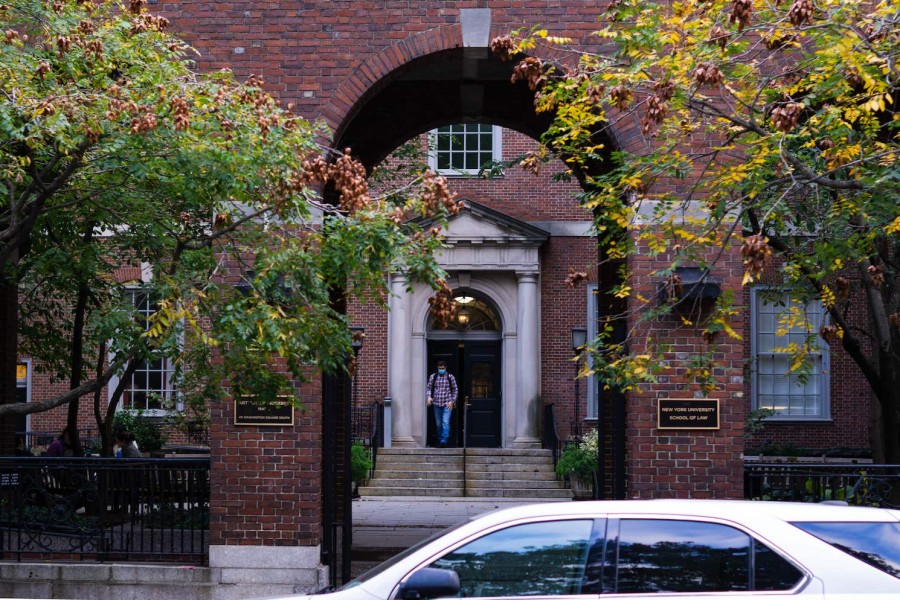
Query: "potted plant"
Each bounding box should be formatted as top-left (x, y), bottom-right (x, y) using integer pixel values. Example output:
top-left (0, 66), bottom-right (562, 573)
top-left (556, 428), bottom-right (598, 499)
top-left (351, 441), bottom-right (373, 497)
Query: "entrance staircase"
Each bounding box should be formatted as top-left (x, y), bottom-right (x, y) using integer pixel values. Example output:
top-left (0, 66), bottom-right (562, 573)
top-left (358, 448), bottom-right (572, 499)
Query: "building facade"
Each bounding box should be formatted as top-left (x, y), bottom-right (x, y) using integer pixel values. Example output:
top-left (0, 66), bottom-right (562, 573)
top-left (12, 2), bottom-right (875, 595)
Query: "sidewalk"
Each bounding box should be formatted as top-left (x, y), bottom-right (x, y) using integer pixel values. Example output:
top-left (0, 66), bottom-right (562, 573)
top-left (352, 495), bottom-right (568, 558)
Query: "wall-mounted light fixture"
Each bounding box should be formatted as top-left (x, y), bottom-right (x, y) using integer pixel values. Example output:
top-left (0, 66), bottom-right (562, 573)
top-left (658, 267), bottom-right (721, 313)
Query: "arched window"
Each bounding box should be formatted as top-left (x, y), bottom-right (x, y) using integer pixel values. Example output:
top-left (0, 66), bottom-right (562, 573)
top-left (429, 291), bottom-right (500, 332)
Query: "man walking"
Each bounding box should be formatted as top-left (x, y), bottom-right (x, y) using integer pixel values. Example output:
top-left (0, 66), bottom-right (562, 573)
top-left (426, 360), bottom-right (458, 447)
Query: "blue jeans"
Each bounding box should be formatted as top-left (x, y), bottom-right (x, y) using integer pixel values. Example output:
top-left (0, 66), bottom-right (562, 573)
top-left (433, 404), bottom-right (452, 445)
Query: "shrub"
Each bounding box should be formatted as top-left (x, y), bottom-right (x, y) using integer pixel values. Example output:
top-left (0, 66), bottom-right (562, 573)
top-left (555, 428), bottom-right (598, 480)
top-left (113, 411), bottom-right (167, 453)
top-left (351, 442), bottom-right (373, 482)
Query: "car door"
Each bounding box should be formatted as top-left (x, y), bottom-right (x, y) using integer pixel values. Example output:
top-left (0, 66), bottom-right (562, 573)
top-left (418, 518), bottom-right (601, 598)
top-left (601, 517), bottom-right (822, 599)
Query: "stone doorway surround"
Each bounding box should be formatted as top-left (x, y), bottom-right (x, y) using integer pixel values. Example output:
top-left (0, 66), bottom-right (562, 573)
top-left (388, 200), bottom-right (549, 449)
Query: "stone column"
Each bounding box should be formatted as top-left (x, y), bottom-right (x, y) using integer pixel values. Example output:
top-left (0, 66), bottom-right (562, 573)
top-left (514, 271), bottom-right (541, 447)
top-left (388, 273), bottom-right (416, 446)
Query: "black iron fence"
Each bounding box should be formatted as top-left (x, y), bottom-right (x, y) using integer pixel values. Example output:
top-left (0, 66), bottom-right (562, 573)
top-left (0, 457), bottom-right (209, 564)
top-left (744, 462), bottom-right (900, 508)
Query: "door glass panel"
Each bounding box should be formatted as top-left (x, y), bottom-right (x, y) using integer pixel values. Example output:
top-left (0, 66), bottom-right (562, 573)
top-left (616, 519), bottom-right (751, 593)
top-left (430, 519), bottom-right (593, 597)
top-left (470, 363), bottom-right (492, 398)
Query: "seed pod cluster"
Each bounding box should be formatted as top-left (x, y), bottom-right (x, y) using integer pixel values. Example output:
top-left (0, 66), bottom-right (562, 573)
top-left (867, 265), bottom-right (885, 288)
top-left (428, 279), bottom-right (456, 329)
top-left (819, 324), bottom-right (841, 345)
top-left (730, 0), bottom-right (753, 32)
top-left (694, 63), bottom-right (723, 87)
top-left (332, 149), bottom-right (371, 213)
top-left (512, 57), bottom-right (546, 91)
top-left (609, 84), bottom-right (632, 110)
top-left (770, 102), bottom-right (802, 132)
top-left (170, 97), bottom-right (190, 131)
top-left (788, 0), bottom-right (813, 27)
top-left (662, 272), bottom-right (684, 302)
top-left (641, 85), bottom-right (672, 135)
top-left (587, 83), bottom-right (606, 104)
top-left (566, 267), bottom-right (588, 289)
top-left (130, 112), bottom-right (158, 134)
top-left (489, 35), bottom-right (517, 62)
top-left (299, 150), bottom-right (372, 214)
top-left (131, 13), bottom-right (169, 35)
top-left (741, 234), bottom-right (772, 279)
top-left (420, 171), bottom-right (460, 216)
top-left (708, 26), bottom-right (729, 50)
top-left (835, 276), bottom-right (850, 298)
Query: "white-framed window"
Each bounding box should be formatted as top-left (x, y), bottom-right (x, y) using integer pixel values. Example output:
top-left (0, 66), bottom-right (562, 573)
top-left (429, 123), bottom-right (502, 176)
top-left (750, 287), bottom-right (830, 420)
top-left (116, 288), bottom-right (178, 415)
top-left (587, 285), bottom-right (599, 420)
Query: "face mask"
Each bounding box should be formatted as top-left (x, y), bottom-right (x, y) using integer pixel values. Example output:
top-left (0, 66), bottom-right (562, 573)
top-left (438, 368), bottom-right (446, 375)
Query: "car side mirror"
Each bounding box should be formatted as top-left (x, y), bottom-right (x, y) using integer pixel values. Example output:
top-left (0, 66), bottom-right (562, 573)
top-left (397, 567), bottom-right (461, 600)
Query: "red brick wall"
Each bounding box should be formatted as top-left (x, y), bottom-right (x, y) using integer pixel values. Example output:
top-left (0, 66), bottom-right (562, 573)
top-left (625, 236), bottom-right (746, 499)
top-left (209, 371), bottom-right (322, 546)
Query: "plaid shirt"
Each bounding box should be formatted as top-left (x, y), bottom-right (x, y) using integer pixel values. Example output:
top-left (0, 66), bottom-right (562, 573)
top-left (426, 372), bottom-right (458, 407)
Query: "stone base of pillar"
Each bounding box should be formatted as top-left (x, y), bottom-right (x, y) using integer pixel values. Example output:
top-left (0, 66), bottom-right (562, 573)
top-left (391, 435), bottom-right (418, 448)
top-left (512, 436), bottom-right (541, 449)
top-left (209, 545), bottom-right (327, 599)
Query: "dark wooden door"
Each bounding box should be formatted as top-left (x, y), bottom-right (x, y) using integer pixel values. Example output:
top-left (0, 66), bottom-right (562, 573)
top-left (426, 340), bottom-right (501, 448)
top-left (426, 342), bottom-right (461, 447)
top-left (463, 342), bottom-right (501, 448)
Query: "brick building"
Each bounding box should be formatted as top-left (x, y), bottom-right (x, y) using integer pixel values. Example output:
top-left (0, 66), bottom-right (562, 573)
top-left (13, 2), bottom-right (873, 595)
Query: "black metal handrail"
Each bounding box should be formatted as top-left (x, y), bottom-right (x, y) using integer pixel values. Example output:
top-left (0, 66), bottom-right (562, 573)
top-left (542, 403), bottom-right (564, 469)
top-left (744, 462), bottom-right (900, 508)
top-left (352, 400), bottom-right (383, 480)
top-left (0, 457), bottom-right (209, 564)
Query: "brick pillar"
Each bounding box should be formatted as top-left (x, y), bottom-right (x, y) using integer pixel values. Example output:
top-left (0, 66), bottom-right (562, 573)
top-left (207, 374), bottom-right (326, 597)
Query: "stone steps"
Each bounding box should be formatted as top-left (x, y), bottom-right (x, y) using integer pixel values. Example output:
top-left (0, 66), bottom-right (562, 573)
top-left (360, 447), bottom-right (570, 499)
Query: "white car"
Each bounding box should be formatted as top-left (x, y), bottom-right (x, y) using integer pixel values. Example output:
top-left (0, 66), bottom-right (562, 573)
top-left (273, 499), bottom-right (900, 599)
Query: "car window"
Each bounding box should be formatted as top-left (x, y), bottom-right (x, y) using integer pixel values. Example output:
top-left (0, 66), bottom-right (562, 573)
top-left (613, 519), bottom-right (800, 593)
top-left (429, 519), bottom-right (593, 597)
top-left (753, 539), bottom-right (804, 590)
top-left (792, 521), bottom-right (900, 579)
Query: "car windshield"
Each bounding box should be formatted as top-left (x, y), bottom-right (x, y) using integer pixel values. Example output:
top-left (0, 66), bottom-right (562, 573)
top-left (337, 520), bottom-right (472, 590)
top-left (791, 521), bottom-right (900, 579)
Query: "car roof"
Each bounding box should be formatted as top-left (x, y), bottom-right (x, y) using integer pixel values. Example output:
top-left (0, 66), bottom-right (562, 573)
top-left (469, 498), bottom-right (900, 525)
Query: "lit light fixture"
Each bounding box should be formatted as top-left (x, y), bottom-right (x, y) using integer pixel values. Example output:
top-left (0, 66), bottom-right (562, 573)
top-left (349, 326), bottom-right (366, 355)
top-left (457, 307), bottom-right (470, 326)
top-left (454, 295), bottom-right (475, 304)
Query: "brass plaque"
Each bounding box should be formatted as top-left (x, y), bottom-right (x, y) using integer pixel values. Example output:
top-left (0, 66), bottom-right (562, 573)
top-left (234, 396), bottom-right (295, 426)
top-left (658, 399), bottom-right (720, 430)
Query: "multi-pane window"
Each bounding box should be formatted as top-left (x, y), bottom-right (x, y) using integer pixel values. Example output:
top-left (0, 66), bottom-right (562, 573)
top-left (123, 289), bottom-right (176, 413)
top-left (751, 288), bottom-right (829, 419)
top-left (431, 124), bottom-right (501, 175)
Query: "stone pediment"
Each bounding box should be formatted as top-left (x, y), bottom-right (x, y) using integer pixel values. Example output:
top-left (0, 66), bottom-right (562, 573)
top-left (438, 199), bottom-right (549, 247)
top-left (416, 199), bottom-right (548, 272)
